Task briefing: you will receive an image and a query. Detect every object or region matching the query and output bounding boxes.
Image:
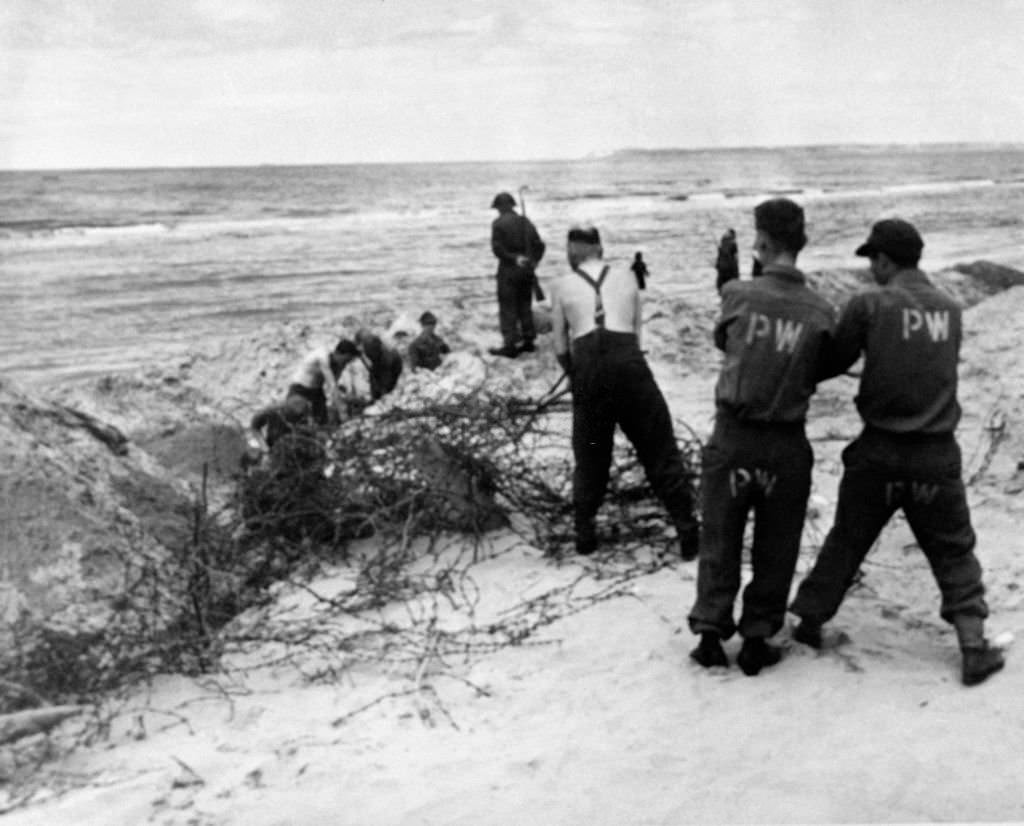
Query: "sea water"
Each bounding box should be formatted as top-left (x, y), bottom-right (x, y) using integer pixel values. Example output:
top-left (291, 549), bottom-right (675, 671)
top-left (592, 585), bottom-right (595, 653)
top-left (3, 144), bottom-right (1024, 386)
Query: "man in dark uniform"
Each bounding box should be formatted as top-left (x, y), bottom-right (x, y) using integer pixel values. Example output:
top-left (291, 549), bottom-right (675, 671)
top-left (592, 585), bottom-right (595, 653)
top-left (789, 219), bottom-right (1004, 686)
top-left (551, 225), bottom-right (699, 559)
top-left (489, 191), bottom-right (546, 358)
top-left (688, 199), bottom-right (836, 676)
top-left (715, 228), bottom-right (740, 292)
top-left (407, 310), bottom-right (451, 371)
top-left (355, 329), bottom-right (403, 400)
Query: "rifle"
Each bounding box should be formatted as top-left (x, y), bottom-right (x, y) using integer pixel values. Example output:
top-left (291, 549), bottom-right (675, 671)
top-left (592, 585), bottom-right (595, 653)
top-left (518, 185), bottom-right (545, 302)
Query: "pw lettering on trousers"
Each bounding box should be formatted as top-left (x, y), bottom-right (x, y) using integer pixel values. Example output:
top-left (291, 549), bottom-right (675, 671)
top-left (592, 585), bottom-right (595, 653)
top-left (729, 467), bottom-right (778, 498)
top-left (885, 480), bottom-right (940, 507)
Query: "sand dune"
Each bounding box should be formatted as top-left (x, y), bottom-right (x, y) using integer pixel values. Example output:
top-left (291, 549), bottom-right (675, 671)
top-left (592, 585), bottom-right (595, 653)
top-left (3, 274), bottom-right (1023, 825)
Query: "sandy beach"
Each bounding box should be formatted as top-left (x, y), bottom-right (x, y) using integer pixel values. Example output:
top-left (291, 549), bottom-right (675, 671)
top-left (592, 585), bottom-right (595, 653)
top-left (8, 1), bottom-right (1024, 821)
top-left (2, 252), bottom-right (1022, 825)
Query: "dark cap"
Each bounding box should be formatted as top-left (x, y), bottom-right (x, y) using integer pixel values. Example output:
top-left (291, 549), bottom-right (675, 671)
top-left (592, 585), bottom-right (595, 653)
top-left (855, 218), bottom-right (924, 264)
top-left (333, 338), bottom-right (359, 357)
top-left (419, 311), bottom-right (437, 325)
top-left (754, 198), bottom-right (807, 253)
top-left (491, 192), bottom-right (516, 209)
top-left (567, 225), bottom-right (601, 245)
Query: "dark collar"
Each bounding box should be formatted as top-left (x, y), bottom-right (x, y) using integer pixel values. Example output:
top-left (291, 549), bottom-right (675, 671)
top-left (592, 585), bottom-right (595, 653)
top-left (889, 268), bottom-right (929, 287)
top-left (761, 263), bottom-right (805, 284)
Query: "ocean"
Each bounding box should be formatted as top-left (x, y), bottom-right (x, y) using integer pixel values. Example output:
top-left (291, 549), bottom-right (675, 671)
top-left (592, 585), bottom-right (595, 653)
top-left (3, 144), bottom-right (1024, 387)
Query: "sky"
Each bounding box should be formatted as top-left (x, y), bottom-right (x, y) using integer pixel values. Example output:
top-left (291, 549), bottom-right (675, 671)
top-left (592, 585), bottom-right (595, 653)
top-left (3, 0), bottom-right (1024, 169)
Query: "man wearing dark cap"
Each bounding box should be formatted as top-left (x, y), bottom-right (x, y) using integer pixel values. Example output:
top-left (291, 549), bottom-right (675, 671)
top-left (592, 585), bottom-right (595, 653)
top-left (489, 191), bottom-right (546, 358)
top-left (250, 338), bottom-right (360, 446)
top-left (789, 218), bottom-right (1004, 686)
top-left (688, 198), bottom-right (836, 676)
top-left (551, 224), bottom-right (699, 559)
top-left (408, 310), bottom-right (451, 371)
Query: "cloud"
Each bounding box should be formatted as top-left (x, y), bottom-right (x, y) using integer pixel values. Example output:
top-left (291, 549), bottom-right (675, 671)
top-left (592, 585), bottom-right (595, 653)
top-left (192, 0), bottom-right (283, 26)
top-left (4, 0), bottom-right (1024, 168)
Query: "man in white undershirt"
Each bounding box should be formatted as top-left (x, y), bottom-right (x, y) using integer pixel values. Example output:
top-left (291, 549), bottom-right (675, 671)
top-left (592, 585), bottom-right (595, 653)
top-left (551, 225), bottom-right (698, 558)
top-left (250, 338), bottom-right (359, 446)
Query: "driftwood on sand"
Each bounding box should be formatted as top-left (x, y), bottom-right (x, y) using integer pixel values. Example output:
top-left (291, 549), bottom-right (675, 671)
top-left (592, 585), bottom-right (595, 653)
top-left (0, 704), bottom-right (85, 745)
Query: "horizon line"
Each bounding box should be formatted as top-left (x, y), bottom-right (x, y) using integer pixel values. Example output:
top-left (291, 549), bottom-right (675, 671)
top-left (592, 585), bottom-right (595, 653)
top-left (3, 139), bottom-right (1024, 175)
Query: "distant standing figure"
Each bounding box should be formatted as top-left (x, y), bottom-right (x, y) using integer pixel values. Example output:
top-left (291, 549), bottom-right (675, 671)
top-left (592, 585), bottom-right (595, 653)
top-left (488, 191), bottom-right (546, 358)
top-left (551, 224), bottom-right (699, 558)
top-left (408, 311), bottom-right (451, 371)
top-left (355, 329), bottom-right (404, 400)
top-left (630, 251), bottom-right (649, 290)
top-left (250, 338), bottom-right (360, 446)
top-left (789, 218), bottom-right (1005, 687)
top-left (715, 228), bottom-right (740, 292)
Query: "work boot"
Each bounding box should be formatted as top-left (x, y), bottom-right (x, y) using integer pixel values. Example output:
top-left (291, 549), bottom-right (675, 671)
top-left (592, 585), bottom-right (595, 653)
top-left (488, 344), bottom-right (519, 359)
top-left (962, 643), bottom-right (1005, 686)
top-left (736, 637), bottom-right (782, 676)
top-left (690, 632), bottom-right (729, 668)
top-left (793, 618), bottom-right (823, 649)
top-left (675, 520), bottom-right (700, 562)
top-left (575, 519), bottom-right (597, 556)
top-left (952, 614), bottom-right (986, 649)
top-left (518, 339), bottom-right (536, 353)
top-left (953, 613), bottom-right (1005, 685)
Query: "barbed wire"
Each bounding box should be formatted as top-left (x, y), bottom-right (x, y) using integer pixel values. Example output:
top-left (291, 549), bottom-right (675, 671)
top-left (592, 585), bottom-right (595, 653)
top-left (0, 380), bottom-right (703, 802)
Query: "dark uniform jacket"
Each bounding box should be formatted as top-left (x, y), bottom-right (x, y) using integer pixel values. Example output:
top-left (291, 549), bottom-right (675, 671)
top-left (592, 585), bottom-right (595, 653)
top-left (715, 235), bottom-right (740, 291)
top-left (408, 330), bottom-right (450, 371)
top-left (360, 335), bottom-right (404, 400)
top-left (491, 212), bottom-right (546, 275)
top-left (714, 264), bottom-right (836, 424)
top-left (824, 268), bottom-right (962, 434)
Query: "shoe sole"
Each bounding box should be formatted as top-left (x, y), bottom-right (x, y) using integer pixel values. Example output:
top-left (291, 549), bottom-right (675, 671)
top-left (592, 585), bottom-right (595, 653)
top-left (963, 659), bottom-right (1005, 686)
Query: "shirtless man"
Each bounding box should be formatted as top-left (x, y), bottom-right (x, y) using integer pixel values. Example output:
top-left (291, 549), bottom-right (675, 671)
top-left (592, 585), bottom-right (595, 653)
top-left (551, 224), bottom-right (698, 557)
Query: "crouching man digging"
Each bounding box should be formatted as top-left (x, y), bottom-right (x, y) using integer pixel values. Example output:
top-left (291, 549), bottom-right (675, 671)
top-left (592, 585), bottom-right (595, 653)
top-left (551, 225), bottom-right (699, 558)
top-left (789, 219), bottom-right (1004, 686)
top-left (688, 198), bottom-right (836, 676)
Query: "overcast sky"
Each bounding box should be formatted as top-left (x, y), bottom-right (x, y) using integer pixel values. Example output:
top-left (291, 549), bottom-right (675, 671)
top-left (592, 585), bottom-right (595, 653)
top-left (3, 0), bottom-right (1024, 169)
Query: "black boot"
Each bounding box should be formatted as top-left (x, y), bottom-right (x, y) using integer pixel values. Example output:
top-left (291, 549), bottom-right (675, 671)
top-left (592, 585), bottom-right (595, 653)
top-left (953, 614), bottom-right (1005, 685)
top-left (488, 344), bottom-right (519, 358)
top-left (793, 618), bottom-right (823, 649)
top-left (736, 637), bottom-right (782, 676)
top-left (690, 632), bottom-right (729, 668)
top-left (518, 339), bottom-right (536, 353)
top-left (962, 643), bottom-right (1005, 687)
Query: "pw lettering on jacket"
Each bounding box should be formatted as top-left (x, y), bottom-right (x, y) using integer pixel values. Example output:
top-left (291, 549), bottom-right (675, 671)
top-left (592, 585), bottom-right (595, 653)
top-left (744, 312), bottom-right (805, 354)
top-left (901, 308), bottom-right (950, 342)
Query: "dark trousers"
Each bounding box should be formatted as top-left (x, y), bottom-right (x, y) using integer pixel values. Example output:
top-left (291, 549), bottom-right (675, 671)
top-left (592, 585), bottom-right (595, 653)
top-left (790, 429), bottom-right (987, 625)
top-left (688, 414), bottom-right (813, 640)
top-left (497, 267), bottom-right (535, 347)
top-left (571, 330), bottom-right (695, 527)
